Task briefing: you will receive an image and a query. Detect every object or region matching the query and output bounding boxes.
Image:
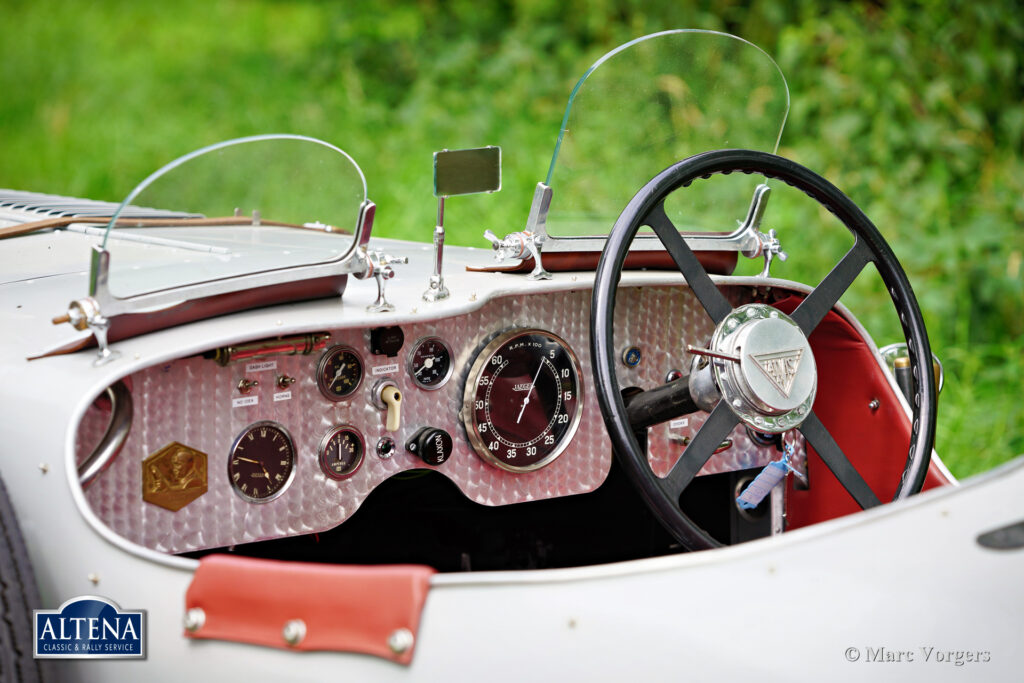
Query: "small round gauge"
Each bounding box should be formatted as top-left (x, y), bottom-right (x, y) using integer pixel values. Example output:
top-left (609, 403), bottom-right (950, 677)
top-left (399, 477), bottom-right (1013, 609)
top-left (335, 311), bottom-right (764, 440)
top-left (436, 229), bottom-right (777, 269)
top-left (463, 329), bottom-right (583, 473)
top-left (408, 336), bottom-right (453, 390)
top-left (228, 421), bottom-right (296, 503)
top-left (316, 345), bottom-right (363, 401)
top-left (318, 425), bottom-right (365, 480)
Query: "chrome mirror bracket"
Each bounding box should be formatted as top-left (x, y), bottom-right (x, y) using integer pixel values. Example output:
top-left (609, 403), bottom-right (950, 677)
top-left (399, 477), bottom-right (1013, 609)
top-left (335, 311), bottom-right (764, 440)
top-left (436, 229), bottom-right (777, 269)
top-left (423, 197), bottom-right (450, 302)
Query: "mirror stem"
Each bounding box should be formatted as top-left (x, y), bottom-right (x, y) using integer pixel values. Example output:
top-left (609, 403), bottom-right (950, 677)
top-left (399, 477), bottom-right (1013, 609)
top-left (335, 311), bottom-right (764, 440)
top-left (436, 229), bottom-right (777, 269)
top-left (423, 196), bottom-right (450, 302)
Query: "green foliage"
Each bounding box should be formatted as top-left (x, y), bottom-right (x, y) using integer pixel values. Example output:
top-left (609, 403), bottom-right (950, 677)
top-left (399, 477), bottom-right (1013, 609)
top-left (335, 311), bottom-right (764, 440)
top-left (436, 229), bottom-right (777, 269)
top-left (0, 0), bottom-right (1019, 476)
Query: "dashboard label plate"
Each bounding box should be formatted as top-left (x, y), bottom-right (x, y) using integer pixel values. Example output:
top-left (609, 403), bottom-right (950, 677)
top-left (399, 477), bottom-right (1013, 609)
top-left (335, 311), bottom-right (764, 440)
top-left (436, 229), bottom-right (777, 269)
top-left (232, 396), bottom-right (259, 408)
top-left (245, 360), bottom-right (277, 373)
top-left (371, 363), bottom-right (400, 377)
top-left (273, 391), bottom-right (292, 402)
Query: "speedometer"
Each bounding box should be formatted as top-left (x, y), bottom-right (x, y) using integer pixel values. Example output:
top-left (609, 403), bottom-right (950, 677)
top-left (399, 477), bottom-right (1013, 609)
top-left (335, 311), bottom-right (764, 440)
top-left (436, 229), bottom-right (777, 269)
top-left (463, 329), bottom-right (583, 473)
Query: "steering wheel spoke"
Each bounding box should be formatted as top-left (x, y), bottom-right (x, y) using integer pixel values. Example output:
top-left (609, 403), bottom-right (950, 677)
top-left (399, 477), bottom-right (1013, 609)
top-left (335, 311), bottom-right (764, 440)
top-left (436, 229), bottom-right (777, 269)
top-left (790, 238), bottom-right (872, 336)
top-left (798, 410), bottom-right (881, 509)
top-left (661, 402), bottom-right (739, 500)
top-left (645, 201), bottom-right (733, 325)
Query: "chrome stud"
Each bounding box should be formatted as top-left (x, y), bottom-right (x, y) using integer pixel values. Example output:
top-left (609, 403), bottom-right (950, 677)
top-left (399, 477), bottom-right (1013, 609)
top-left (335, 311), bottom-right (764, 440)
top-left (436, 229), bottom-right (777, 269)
top-left (183, 607), bottom-right (206, 633)
top-left (388, 627), bottom-right (414, 655)
top-left (282, 619), bottom-right (307, 646)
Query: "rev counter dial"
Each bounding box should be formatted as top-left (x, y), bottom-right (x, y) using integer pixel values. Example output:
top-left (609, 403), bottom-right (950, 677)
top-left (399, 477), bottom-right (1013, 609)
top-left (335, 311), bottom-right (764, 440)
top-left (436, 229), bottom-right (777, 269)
top-left (463, 329), bottom-right (583, 473)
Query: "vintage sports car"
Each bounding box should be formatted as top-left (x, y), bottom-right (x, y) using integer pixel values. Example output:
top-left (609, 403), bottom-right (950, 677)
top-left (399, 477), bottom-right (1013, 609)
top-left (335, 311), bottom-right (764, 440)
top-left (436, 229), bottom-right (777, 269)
top-left (1, 30), bottom-right (1021, 681)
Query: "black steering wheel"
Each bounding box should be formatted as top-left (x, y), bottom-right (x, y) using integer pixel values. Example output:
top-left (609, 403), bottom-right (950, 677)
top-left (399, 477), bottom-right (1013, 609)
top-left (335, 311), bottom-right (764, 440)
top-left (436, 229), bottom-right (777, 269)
top-left (591, 149), bottom-right (936, 550)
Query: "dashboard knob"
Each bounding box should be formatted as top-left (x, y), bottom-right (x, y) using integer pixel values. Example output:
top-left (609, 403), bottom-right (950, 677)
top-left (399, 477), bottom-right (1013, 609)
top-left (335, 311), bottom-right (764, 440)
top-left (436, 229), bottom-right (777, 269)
top-left (405, 427), bottom-right (453, 466)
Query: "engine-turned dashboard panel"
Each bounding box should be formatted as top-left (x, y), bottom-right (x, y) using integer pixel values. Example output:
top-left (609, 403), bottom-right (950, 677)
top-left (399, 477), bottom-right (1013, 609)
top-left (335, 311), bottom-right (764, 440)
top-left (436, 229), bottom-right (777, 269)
top-left (75, 284), bottom-right (803, 554)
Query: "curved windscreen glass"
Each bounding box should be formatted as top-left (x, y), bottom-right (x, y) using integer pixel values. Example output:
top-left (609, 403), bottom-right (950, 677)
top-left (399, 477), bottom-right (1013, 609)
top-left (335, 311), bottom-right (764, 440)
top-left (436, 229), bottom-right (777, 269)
top-left (100, 135), bottom-right (365, 298)
top-left (544, 30), bottom-right (789, 237)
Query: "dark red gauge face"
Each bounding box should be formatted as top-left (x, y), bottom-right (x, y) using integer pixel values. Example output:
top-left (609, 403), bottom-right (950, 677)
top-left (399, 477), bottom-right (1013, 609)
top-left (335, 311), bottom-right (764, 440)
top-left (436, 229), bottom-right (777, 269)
top-left (465, 330), bottom-right (582, 472)
top-left (228, 421), bottom-right (295, 502)
top-left (408, 337), bottom-right (453, 390)
top-left (318, 426), bottom-right (365, 480)
top-left (316, 345), bottom-right (363, 400)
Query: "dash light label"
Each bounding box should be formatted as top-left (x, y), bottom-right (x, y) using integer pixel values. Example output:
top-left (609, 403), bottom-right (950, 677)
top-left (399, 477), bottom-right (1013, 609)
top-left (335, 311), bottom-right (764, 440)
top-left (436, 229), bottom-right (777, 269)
top-left (34, 596), bottom-right (146, 659)
top-left (245, 361), bottom-right (277, 373)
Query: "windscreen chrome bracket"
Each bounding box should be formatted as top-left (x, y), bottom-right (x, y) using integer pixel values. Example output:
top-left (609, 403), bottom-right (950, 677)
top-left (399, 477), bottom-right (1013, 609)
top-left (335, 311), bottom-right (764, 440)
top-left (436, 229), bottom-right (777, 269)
top-left (482, 182), bottom-right (552, 280)
top-left (737, 184), bottom-right (787, 278)
top-left (357, 250), bottom-right (408, 313)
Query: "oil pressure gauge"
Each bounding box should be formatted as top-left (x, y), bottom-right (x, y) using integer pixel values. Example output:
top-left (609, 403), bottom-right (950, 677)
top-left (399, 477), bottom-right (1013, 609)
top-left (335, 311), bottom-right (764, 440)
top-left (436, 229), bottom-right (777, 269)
top-left (408, 336), bottom-right (453, 390)
top-left (463, 329), bottom-right (583, 473)
top-left (316, 345), bottom-right (363, 401)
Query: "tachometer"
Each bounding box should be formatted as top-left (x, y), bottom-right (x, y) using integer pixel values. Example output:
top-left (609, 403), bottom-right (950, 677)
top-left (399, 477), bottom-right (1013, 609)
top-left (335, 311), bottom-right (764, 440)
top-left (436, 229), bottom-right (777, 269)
top-left (463, 329), bottom-right (582, 473)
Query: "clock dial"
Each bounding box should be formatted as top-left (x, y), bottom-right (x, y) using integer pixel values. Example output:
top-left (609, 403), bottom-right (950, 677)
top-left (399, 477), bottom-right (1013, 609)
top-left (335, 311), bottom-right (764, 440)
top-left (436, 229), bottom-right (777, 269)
top-left (228, 421), bottom-right (296, 503)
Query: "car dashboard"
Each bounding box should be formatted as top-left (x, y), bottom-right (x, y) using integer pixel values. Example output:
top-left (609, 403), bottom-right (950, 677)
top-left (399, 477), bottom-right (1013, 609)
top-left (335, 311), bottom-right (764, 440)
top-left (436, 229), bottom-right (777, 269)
top-left (73, 275), bottom-right (806, 559)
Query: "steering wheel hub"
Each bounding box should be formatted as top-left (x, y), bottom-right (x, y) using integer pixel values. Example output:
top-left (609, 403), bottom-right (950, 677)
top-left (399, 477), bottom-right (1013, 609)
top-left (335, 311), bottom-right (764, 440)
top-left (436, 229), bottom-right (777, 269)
top-left (702, 304), bottom-right (817, 434)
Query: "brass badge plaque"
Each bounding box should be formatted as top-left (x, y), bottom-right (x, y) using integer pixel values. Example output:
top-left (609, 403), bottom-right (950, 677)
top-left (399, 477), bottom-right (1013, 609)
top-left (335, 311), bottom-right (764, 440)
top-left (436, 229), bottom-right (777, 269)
top-left (142, 442), bottom-right (208, 511)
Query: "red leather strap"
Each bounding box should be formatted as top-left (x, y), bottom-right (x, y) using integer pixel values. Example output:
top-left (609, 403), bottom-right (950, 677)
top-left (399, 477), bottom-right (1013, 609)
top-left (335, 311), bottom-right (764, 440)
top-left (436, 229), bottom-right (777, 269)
top-left (184, 555), bottom-right (434, 664)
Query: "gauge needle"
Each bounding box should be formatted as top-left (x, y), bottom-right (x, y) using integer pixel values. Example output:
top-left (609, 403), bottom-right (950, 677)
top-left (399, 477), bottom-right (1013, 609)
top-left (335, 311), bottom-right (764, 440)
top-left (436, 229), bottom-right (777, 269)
top-left (331, 364), bottom-right (347, 385)
top-left (235, 457), bottom-right (261, 465)
top-left (413, 356), bottom-right (434, 376)
top-left (516, 360), bottom-right (545, 424)
top-left (415, 356), bottom-right (435, 376)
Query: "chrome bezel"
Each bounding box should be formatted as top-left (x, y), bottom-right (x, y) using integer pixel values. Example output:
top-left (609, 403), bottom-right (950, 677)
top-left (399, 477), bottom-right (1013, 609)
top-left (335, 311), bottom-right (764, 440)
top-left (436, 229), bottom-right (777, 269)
top-left (407, 336), bottom-right (455, 391)
top-left (227, 420), bottom-right (296, 504)
top-left (316, 344), bottom-right (364, 401)
top-left (461, 328), bottom-right (584, 474)
top-left (317, 425), bottom-right (366, 481)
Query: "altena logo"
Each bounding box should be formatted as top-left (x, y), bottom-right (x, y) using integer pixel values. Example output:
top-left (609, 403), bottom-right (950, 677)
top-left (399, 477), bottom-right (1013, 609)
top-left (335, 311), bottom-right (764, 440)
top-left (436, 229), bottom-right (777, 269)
top-left (34, 596), bottom-right (146, 659)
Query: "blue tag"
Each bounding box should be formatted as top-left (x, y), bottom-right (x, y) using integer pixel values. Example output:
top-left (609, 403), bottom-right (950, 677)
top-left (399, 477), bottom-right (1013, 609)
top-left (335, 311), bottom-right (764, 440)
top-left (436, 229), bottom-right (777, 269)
top-left (736, 443), bottom-right (795, 510)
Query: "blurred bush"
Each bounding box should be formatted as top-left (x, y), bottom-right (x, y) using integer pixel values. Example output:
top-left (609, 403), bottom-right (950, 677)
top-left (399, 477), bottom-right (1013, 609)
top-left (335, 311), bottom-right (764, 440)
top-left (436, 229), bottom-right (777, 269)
top-left (0, 0), bottom-right (1019, 473)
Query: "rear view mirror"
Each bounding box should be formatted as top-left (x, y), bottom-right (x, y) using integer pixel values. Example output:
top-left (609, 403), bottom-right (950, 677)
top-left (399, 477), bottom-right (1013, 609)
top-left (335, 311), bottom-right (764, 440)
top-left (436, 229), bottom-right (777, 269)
top-left (433, 146), bottom-right (501, 197)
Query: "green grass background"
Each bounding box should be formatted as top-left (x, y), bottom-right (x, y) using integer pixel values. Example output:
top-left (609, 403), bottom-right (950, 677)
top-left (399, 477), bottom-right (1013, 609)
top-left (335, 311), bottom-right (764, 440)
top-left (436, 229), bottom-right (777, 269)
top-left (1, 0), bottom-right (1020, 477)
